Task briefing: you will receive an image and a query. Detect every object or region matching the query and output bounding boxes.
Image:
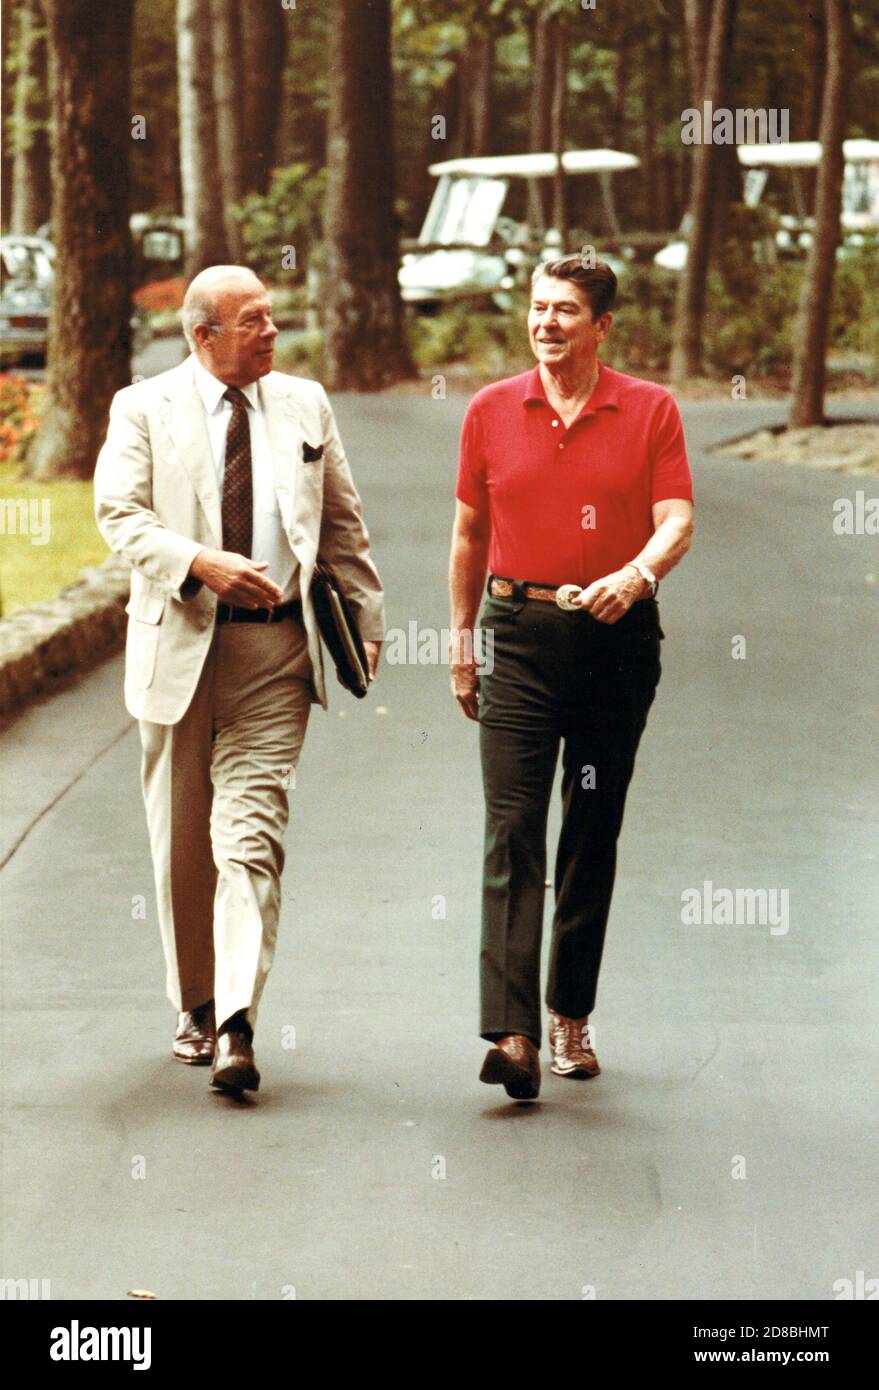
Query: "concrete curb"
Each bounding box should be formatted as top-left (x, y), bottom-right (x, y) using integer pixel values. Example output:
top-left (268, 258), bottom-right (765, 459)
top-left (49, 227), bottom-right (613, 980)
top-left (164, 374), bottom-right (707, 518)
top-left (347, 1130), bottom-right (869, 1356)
top-left (0, 555), bottom-right (131, 719)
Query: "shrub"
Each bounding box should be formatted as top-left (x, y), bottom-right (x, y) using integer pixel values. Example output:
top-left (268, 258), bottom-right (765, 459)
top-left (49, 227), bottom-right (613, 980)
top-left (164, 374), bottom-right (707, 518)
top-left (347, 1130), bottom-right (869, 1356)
top-left (407, 301), bottom-right (531, 378)
top-left (0, 374), bottom-right (43, 471)
top-left (234, 164), bottom-right (326, 286)
top-left (273, 329), bottom-right (326, 381)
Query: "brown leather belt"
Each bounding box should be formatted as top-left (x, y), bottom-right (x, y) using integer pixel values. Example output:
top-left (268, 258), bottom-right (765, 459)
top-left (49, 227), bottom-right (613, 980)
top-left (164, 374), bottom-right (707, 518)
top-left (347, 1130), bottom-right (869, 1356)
top-left (489, 575), bottom-right (653, 610)
top-left (489, 577), bottom-right (568, 604)
top-left (217, 598), bottom-right (302, 625)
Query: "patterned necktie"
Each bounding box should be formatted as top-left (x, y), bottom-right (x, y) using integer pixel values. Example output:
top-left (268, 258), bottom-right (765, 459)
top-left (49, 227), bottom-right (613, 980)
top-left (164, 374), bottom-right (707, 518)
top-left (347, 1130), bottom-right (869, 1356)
top-left (221, 386), bottom-right (253, 557)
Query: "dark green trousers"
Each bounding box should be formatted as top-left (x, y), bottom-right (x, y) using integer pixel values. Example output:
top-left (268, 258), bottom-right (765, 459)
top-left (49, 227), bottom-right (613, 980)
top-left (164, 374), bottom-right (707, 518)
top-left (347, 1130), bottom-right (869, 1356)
top-left (477, 586), bottom-right (663, 1047)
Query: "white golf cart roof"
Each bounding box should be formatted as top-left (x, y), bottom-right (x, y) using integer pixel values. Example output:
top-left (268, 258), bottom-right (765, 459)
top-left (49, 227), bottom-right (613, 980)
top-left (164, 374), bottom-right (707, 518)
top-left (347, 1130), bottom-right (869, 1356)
top-left (737, 139), bottom-right (879, 169)
top-left (428, 150), bottom-right (640, 179)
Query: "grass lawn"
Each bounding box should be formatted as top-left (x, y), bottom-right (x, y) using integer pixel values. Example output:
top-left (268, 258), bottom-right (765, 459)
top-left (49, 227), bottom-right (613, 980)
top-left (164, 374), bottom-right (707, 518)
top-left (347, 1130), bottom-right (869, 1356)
top-left (0, 459), bottom-right (110, 619)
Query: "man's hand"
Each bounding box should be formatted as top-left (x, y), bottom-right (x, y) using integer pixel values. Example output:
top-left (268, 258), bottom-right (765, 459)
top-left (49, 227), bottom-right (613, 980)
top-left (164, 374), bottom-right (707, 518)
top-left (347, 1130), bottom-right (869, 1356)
top-left (189, 548), bottom-right (284, 608)
top-left (451, 661), bottom-right (480, 721)
top-left (363, 640), bottom-right (382, 683)
top-left (576, 566), bottom-right (645, 624)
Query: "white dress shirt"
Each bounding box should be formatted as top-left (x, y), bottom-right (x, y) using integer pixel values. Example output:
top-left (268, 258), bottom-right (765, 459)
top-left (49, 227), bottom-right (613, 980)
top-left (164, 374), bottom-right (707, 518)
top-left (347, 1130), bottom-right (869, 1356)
top-left (192, 355), bottom-right (300, 602)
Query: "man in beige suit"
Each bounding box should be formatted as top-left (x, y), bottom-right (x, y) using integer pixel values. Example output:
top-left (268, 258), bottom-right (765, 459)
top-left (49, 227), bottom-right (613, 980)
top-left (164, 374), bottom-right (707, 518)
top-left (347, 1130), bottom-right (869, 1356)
top-left (94, 265), bottom-right (384, 1095)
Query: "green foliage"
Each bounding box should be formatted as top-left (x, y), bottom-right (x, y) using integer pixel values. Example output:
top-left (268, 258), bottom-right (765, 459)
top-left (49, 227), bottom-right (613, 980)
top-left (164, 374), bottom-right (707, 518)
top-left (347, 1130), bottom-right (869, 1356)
top-left (832, 241), bottom-right (879, 366)
top-left (704, 267), bottom-right (800, 377)
top-left (407, 301), bottom-right (532, 378)
top-left (603, 265), bottom-right (676, 374)
top-left (704, 229), bottom-right (879, 377)
top-left (0, 377), bottom-right (105, 617)
top-left (233, 164), bottom-right (327, 286)
top-left (3, 2), bottom-right (49, 159)
top-left (273, 329), bottom-right (326, 382)
top-left (129, 0), bottom-right (177, 211)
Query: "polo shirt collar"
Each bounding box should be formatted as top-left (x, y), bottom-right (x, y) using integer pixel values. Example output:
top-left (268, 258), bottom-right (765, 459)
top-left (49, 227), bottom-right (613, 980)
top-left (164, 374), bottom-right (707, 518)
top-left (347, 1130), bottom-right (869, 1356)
top-left (192, 354), bottom-right (260, 414)
top-left (522, 362), bottom-right (621, 416)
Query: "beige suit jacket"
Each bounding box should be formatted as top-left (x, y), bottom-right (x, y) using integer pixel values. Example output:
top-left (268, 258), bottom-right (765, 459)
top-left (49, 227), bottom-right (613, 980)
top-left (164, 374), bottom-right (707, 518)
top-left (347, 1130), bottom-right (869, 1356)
top-left (94, 355), bottom-right (385, 723)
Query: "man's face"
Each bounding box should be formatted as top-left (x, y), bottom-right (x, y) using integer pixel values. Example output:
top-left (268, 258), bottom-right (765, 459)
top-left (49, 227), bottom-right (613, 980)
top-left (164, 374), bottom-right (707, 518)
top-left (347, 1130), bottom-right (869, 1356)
top-left (527, 275), bottom-right (611, 370)
top-left (196, 279), bottom-right (279, 386)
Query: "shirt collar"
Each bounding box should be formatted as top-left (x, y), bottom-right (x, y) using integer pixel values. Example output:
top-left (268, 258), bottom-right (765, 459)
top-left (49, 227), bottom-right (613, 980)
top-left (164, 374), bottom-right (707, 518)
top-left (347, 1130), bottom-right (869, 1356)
top-left (521, 361), bottom-right (621, 416)
top-left (192, 354), bottom-right (260, 415)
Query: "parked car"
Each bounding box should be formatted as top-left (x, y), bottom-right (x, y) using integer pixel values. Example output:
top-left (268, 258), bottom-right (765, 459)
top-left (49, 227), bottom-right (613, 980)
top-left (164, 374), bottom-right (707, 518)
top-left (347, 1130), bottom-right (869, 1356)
top-left (0, 232), bottom-right (151, 366)
top-left (130, 212), bottom-right (186, 287)
top-left (0, 235), bottom-right (54, 363)
top-left (399, 149), bottom-right (641, 310)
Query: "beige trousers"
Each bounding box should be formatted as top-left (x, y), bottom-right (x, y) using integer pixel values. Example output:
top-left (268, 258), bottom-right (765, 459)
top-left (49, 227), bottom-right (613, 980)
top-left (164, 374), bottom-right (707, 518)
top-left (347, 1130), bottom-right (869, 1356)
top-left (138, 616), bottom-right (313, 1031)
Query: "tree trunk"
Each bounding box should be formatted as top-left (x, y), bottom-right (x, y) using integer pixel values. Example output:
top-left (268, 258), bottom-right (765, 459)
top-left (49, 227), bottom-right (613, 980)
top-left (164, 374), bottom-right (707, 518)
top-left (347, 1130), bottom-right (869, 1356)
top-left (670, 0), bottom-right (737, 383)
top-left (324, 0), bottom-right (413, 390)
top-left (409, 65), bottom-right (458, 232)
top-left (684, 0), bottom-right (711, 97)
top-left (549, 14), bottom-right (568, 245)
top-left (788, 0), bottom-right (852, 428)
top-left (642, 40), bottom-right (658, 232)
top-left (600, 10), bottom-right (629, 242)
top-left (799, 7), bottom-right (825, 215)
top-left (657, 21), bottom-right (677, 230)
top-left (211, 0), bottom-right (245, 258)
top-left (1, 2), bottom-right (13, 227)
top-left (30, 0), bottom-right (134, 481)
top-left (9, 0), bottom-right (51, 234)
top-left (611, 14), bottom-right (629, 153)
top-left (527, 5), bottom-right (554, 235)
top-left (709, 137), bottom-right (741, 266)
top-left (177, 0), bottom-right (229, 279)
top-left (468, 30), bottom-right (494, 157)
top-left (241, 0), bottom-right (287, 195)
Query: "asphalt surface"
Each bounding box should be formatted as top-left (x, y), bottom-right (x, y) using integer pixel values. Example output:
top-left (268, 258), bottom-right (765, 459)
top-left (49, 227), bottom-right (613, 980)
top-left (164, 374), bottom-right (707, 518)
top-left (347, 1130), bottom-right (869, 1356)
top-left (1, 378), bottom-right (877, 1301)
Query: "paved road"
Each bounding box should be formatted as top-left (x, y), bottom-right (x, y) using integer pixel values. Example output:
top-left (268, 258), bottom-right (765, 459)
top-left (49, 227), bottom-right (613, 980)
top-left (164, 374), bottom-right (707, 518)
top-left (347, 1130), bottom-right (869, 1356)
top-left (1, 387), bottom-right (877, 1301)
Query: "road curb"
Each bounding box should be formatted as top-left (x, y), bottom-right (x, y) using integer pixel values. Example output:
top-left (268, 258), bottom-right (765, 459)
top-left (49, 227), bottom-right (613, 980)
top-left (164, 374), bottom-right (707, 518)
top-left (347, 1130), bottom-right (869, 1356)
top-left (0, 555), bottom-right (131, 718)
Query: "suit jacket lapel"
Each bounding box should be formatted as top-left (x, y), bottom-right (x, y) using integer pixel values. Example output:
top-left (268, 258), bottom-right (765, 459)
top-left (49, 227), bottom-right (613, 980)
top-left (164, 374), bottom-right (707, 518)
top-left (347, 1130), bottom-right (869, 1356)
top-left (260, 377), bottom-right (307, 552)
top-left (160, 357), bottom-right (223, 547)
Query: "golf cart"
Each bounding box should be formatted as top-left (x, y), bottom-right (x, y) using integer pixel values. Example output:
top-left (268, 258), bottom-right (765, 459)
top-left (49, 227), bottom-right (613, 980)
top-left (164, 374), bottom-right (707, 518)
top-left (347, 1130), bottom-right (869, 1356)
top-left (399, 149), bottom-right (641, 311)
top-left (654, 138), bottom-right (879, 270)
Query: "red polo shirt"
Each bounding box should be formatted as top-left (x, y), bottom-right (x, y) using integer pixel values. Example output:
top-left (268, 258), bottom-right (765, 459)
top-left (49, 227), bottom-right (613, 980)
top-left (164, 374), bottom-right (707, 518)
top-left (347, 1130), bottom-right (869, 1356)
top-left (455, 362), bottom-right (693, 587)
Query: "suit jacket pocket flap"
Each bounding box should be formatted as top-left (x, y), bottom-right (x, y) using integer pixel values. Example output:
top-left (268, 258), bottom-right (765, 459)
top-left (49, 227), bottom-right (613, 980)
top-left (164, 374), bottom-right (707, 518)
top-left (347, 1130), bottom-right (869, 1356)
top-left (130, 589), bottom-right (166, 624)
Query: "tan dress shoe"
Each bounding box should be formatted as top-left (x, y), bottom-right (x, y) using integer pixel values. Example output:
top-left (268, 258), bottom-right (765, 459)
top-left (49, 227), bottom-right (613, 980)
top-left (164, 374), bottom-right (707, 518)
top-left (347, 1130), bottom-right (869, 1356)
top-left (479, 1034), bottom-right (541, 1100)
top-left (548, 1009), bottom-right (601, 1078)
top-left (210, 1030), bottom-right (260, 1093)
top-left (172, 1000), bottom-right (216, 1064)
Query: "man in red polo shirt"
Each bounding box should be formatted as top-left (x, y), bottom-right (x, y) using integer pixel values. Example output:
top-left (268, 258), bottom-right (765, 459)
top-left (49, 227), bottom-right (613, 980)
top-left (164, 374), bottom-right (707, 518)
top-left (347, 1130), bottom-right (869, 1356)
top-left (449, 255), bottom-right (694, 1101)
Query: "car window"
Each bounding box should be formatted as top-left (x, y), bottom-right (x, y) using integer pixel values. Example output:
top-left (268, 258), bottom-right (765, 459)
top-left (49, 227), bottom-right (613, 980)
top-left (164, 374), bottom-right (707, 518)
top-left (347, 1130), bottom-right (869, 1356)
top-left (0, 243), bottom-right (53, 283)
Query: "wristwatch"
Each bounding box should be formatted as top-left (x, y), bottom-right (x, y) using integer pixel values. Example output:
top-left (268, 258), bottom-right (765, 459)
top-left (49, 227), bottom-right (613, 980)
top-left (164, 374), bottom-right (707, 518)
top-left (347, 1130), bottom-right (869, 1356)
top-left (627, 561), bottom-right (658, 597)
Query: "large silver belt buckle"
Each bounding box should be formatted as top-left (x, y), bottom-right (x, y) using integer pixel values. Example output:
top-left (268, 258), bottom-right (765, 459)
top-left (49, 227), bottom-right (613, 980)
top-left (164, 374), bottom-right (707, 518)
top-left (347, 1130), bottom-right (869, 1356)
top-left (555, 583), bottom-right (582, 612)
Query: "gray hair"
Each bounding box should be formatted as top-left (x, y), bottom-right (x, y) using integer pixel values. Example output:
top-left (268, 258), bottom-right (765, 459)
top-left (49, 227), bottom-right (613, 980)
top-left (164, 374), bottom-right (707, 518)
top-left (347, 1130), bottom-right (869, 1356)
top-left (180, 265), bottom-right (262, 351)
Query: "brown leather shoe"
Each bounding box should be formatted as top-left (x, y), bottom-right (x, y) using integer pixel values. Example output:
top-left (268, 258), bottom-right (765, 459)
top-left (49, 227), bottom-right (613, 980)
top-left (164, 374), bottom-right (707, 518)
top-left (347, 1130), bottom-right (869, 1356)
top-left (172, 1000), bottom-right (216, 1065)
top-left (210, 1030), bottom-right (260, 1093)
top-left (479, 1034), bottom-right (541, 1100)
top-left (548, 1009), bottom-right (601, 1078)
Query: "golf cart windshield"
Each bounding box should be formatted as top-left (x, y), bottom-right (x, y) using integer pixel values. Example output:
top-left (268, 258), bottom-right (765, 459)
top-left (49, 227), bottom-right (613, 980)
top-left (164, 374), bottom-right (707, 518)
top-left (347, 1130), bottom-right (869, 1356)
top-left (419, 176), bottom-right (508, 247)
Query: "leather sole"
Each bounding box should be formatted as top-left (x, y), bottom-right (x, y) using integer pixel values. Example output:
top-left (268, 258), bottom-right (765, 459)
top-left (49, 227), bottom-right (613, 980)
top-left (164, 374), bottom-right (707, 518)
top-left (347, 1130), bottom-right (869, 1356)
top-left (479, 1047), bottom-right (540, 1100)
top-left (210, 1061), bottom-right (260, 1093)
